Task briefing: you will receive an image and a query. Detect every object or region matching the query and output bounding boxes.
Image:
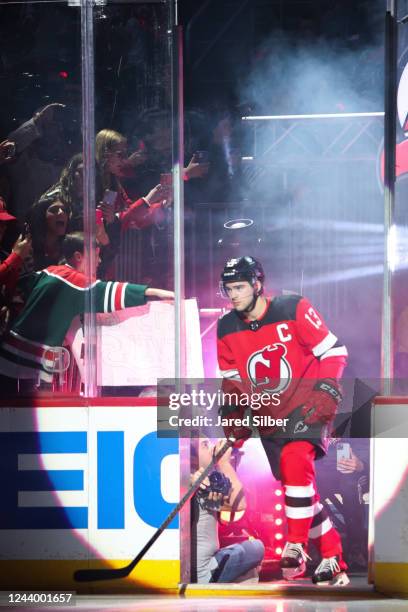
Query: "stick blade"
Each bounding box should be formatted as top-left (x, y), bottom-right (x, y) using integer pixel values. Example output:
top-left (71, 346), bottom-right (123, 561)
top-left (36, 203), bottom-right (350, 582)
top-left (74, 567), bottom-right (130, 582)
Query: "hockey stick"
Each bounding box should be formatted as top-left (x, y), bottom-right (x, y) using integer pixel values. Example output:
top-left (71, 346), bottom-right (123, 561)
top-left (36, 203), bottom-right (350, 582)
top-left (74, 438), bottom-right (235, 582)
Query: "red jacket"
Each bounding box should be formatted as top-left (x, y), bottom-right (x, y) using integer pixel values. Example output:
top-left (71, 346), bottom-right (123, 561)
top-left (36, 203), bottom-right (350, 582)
top-left (0, 251), bottom-right (23, 296)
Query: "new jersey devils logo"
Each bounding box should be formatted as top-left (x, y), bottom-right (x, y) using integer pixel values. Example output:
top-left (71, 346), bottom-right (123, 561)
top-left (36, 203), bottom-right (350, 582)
top-left (247, 343), bottom-right (292, 394)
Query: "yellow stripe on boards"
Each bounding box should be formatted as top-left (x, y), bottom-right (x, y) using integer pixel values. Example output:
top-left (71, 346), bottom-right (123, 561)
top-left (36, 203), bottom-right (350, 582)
top-left (0, 560), bottom-right (180, 593)
top-left (374, 563), bottom-right (408, 597)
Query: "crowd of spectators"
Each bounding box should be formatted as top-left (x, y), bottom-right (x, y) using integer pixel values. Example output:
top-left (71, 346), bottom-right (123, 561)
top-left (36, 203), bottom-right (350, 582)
top-left (0, 97), bottom-right (246, 393)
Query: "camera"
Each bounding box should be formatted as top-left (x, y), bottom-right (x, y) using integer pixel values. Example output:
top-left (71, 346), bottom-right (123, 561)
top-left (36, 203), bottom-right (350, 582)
top-left (196, 470), bottom-right (232, 511)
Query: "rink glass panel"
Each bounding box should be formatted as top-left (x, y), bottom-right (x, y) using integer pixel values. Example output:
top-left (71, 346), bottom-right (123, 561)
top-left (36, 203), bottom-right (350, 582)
top-left (89, 0), bottom-right (177, 397)
top-left (0, 0), bottom-right (179, 396)
top-left (392, 7), bottom-right (408, 390)
top-left (0, 0), bottom-right (182, 591)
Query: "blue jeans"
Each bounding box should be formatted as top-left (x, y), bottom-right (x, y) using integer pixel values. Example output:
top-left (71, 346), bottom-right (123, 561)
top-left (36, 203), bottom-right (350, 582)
top-left (209, 539), bottom-right (265, 583)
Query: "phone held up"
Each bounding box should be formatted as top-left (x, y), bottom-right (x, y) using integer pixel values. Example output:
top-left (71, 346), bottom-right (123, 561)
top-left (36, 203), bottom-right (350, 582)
top-left (102, 190), bottom-right (117, 207)
top-left (336, 442), bottom-right (352, 473)
top-left (21, 222), bottom-right (30, 238)
top-left (195, 150), bottom-right (209, 163)
top-left (4, 141), bottom-right (16, 160)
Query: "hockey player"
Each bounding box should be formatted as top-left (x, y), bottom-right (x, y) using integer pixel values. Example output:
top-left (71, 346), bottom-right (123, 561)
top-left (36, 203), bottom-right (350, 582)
top-left (0, 231), bottom-right (174, 388)
top-left (217, 256), bottom-right (349, 586)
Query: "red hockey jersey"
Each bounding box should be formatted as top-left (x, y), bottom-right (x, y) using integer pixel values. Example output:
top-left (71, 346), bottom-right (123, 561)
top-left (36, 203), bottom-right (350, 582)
top-left (217, 294), bottom-right (348, 425)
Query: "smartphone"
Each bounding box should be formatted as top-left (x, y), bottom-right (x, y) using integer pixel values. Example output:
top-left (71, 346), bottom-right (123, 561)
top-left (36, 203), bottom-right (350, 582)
top-left (160, 173), bottom-right (172, 187)
top-left (337, 442), bottom-right (351, 461)
top-left (195, 150), bottom-right (209, 163)
top-left (21, 222), bottom-right (30, 238)
top-left (5, 142), bottom-right (16, 160)
top-left (102, 190), bottom-right (117, 207)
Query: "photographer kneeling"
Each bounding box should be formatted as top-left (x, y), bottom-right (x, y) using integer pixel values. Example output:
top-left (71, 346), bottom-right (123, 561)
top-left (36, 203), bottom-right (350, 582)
top-left (191, 438), bottom-right (264, 583)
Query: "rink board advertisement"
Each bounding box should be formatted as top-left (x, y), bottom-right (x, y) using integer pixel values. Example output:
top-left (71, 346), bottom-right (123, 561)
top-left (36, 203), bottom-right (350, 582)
top-left (0, 398), bottom-right (180, 592)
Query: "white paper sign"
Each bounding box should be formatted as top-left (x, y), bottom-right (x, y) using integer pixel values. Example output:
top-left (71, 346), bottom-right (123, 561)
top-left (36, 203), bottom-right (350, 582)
top-left (71, 299), bottom-right (203, 386)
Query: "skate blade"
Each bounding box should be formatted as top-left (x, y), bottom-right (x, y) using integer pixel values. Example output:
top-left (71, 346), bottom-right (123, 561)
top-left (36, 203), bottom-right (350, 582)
top-left (332, 571), bottom-right (350, 586)
top-left (282, 562), bottom-right (306, 581)
top-left (315, 572), bottom-right (350, 587)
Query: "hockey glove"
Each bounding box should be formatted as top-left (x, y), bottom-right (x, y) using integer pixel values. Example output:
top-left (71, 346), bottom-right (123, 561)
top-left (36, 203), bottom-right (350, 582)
top-left (301, 378), bottom-right (342, 425)
top-left (218, 404), bottom-right (252, 448)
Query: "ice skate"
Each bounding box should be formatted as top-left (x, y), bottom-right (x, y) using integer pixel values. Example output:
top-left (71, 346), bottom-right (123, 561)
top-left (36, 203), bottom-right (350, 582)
top-left (280, 542), bottom-right (311, 580)
top-left (312, 555), bottom-right (350, 586)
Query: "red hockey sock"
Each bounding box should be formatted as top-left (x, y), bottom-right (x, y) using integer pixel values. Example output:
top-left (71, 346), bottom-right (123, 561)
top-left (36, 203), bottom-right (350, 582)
top-left (279, 440), bottom-right (344, 559)
top-left (280, 441), bottom-right (318, 545)
top-left (308, 501), bottom-right (344, 560)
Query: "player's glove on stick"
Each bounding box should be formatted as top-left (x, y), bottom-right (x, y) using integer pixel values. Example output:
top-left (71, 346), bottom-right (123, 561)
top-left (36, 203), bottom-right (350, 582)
top-left (301, 378), bottom-right (342, 424)
top-left (218, 404), bottom-right (252, 448)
